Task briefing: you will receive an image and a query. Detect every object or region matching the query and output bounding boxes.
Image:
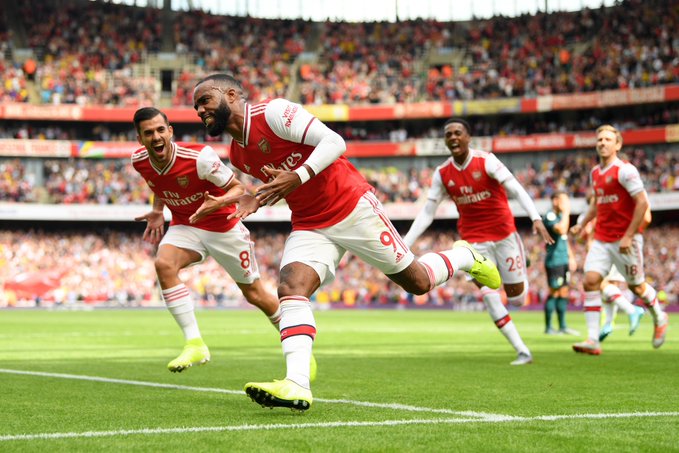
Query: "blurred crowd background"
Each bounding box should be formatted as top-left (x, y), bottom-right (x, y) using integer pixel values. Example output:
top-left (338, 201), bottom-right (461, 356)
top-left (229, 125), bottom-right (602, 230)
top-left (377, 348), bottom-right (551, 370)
top-left (2, 0), bottom-right (676, 106)
top-left (1, 224), bottom-right (676, 308)
top-left (0, 0), bottom-right (677, 310)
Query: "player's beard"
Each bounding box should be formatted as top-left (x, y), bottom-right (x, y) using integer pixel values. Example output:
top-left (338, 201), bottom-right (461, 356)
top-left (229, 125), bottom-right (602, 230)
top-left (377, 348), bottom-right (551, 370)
top-left (207, 99), bottom-right (231, 137)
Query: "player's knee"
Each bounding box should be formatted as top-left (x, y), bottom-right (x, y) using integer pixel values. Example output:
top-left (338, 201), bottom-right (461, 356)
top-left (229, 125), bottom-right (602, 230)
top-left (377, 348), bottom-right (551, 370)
top-left (404, 280), bottom-right (430, 296)
top-left (584, 272), bottom-right (603, 291)
top-left (389, 266), bottom-right (430, 295)
top-left (505, 282), bottom-right (527, 307)
top-left (154, 256), bottom-right (178, 278)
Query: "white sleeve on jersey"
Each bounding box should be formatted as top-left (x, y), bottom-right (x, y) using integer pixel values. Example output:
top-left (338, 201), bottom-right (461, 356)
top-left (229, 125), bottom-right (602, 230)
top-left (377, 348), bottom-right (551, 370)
top-left (196, 145), bottom-right (234, 188)
top-left (265, 98), bottom-right (316, 143)
top-left (483, 152), bottom-right (513, 183)
top-left (503, 177), bottom-right (542, 221)
top-left (265, 98), bottom-right (345, 176)
top-left (403, 169), bottom-right (445, 247)
top-left (619, 162), bottom-right (645, 196)
top-left (427, 167), bottom-right (447, 204)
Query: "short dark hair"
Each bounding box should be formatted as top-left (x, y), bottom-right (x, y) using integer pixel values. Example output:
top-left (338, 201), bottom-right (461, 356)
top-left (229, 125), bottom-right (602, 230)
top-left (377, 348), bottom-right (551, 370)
top-left (444, 117), bottom-right (472, 134)
top-left (133, 107), bottom-right (168, 133)
top-left (194, 73), bottom-right (244, 92)
top-left (551, 191), bottom-right (568, 200)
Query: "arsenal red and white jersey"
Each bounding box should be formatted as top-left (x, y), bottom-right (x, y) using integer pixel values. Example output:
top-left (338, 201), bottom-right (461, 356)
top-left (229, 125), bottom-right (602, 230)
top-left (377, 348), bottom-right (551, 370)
top-left (429, 149), bottom-right (516, 242)
top-left (131, 142), bottom-right (239, 233)
top-left (591, 158), bottom-right (644, 242)
top-left (228, 99), bottom-right (373, 230)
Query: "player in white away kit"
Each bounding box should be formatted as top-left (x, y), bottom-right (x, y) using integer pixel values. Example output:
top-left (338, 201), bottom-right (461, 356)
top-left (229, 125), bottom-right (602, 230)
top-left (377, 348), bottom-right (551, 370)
top-left (404, 118), bottom-right (554, 366)
top-left (569, 125), bottom-right (668, 355)
top-left (131, 107), bottom-right (285, 373)
top-left (191, 73), bottom-right (501, 412)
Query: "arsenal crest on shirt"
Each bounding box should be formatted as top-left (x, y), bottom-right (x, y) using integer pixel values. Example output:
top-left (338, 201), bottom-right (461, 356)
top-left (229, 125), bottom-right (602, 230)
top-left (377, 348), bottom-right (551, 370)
top-left (258, 138), bottom-right (271, 154)
top-left (177, 176), bottom-right (190, 188)
top-left (472, 171), bottom-right (482, 180)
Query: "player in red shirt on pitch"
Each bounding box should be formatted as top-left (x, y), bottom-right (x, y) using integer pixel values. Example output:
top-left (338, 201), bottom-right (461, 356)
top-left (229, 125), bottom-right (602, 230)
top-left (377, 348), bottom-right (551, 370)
top-left (404, 118), bottom-right (554, 366)
top-left (191, 73), bottom-right (501, 412)
top-left (569, 124), bottom-right (669, 355)
top-left (132, 107), bottom-right (294, 374)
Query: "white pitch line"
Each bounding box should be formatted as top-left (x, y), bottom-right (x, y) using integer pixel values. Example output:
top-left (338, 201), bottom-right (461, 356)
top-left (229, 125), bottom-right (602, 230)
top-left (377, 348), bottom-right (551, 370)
top-left (2, 412), bottom-right (679, 442)
top-left (0, 368), bottom-right (242, 395)
top-left (0, 368), bottom-right (495, 418)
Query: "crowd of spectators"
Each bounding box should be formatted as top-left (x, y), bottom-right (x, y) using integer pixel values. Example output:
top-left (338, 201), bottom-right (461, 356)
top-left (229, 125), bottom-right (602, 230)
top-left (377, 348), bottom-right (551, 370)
top-left (18, 0), bottom-right (162, 105)
top-left (1, 147), bottom-right (676, 204)
top-left (1, 0), bottom-right (677, 106)
top-left (1, 225), bottom-right (676, 309)
top-left (170, 12), bottom-right (312, 106)
top-left (424, 0), bottom-right (679, 102)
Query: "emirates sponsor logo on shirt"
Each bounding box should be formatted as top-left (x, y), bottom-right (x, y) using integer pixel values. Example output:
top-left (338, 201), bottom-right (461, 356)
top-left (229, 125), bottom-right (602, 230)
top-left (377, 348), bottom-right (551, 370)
top-left (597, 194), bottom-right (619, 204)
top-left (258, 138), bottom-right (271, 154)
top-left (161, 192), bottom-right (204, 206)
top-left (260, 152), bottom-right (304, 181)
top-left (177, 176), bottom-right (190, 188)
top-left (453, 190), bottom-right (492, 205)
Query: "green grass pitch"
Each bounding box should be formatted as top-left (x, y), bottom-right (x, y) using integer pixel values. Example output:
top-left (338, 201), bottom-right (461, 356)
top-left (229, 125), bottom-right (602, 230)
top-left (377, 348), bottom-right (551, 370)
top-left (0, 309), bottom-right (677, 452)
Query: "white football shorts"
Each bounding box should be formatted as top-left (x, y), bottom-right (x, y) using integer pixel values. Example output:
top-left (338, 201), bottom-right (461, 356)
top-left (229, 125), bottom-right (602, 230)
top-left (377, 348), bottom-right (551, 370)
top-left (159, 222), bottom-right (259, 284)
top-left (280, 191), bottom-right (415, 287)
top-left (604, 264), bottom-right (625, 282)
top-left (468, 232), bottom-right (527, 285)
top-left (584, 235), bottom-right (645, 286)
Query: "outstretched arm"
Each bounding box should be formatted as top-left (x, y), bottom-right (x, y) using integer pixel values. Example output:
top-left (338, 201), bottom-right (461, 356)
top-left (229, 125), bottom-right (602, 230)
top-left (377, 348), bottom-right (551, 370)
top-left (503, 177), bottom-right (554, 244)
top-left (189, 177), bottom-right (246, 223)
top-left (403, 199), bottom-right (439, 249)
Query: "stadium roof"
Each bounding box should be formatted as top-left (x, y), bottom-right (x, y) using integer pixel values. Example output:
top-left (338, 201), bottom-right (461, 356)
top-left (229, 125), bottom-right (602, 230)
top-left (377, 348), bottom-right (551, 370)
top-left (97, 0), bottom-right (617, 21)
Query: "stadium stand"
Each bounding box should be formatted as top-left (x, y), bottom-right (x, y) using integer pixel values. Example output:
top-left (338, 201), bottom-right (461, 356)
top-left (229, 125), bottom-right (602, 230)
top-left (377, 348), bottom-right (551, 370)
top-left (0, 0), bottom-right (677, 309)
top-left (1, 226), bottom-right (677, 308)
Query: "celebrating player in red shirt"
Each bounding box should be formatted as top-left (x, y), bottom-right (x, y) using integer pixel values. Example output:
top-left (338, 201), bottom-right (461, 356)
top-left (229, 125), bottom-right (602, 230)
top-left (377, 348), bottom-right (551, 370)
top-left (569, 125), bottom-right (668, 355)
top-left (131, 107), bottom-right (283, 373)
top-left (191, 73), bottom-right (501, 412)
top-left (404, 118), bottom-right (554, 366)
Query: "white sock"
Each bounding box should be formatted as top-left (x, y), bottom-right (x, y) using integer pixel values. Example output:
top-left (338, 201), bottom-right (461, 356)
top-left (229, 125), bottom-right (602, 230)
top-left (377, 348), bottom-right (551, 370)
top-left (639, 285), bottom-right (664, 322)
top-left (602, 301), bottom-right (617, 326)
top-left (269, 306), bottom-right (282, 330)
top-left (482, 288), bottom-right (529, 355)
top-left (602, 284), bottom-right (635, 315)
top-left (418, 248), bottom-right (474, 288)
top-left (280, 296), bottom-right (316, 389)
top-left (162, 283), bottom-right (201, 340)
top-left (583, 290), bottom-right (602, 342)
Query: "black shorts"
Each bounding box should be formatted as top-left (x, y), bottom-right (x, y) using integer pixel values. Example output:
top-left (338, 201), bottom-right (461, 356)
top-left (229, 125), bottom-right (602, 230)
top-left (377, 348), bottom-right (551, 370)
top-left (546, 264), bottom-right (570, 289)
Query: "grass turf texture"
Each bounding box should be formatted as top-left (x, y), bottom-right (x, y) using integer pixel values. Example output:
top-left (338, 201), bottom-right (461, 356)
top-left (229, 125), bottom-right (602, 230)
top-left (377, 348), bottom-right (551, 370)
top-left (0, 309), bottom-right (676, 452)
